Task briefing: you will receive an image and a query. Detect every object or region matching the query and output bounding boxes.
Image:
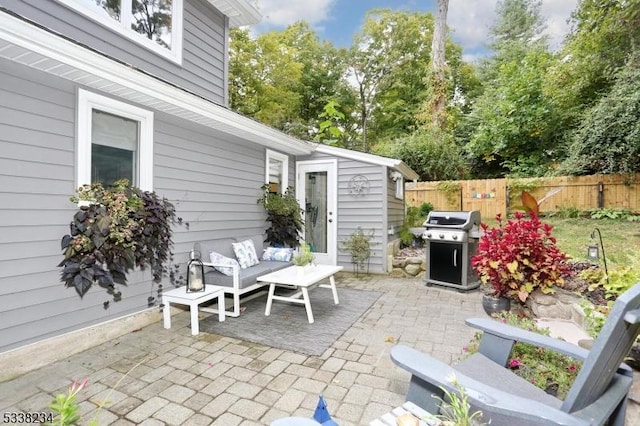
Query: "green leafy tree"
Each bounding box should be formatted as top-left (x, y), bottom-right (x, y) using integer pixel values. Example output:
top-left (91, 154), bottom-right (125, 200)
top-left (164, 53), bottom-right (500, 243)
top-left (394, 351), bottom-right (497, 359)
top-left (376, 130), bottom-right (468, 181)
top-left (349, 9), bottom-right (437, 150)
top-left (314, 101), bottom-right (346, 146)
top-left (464, 0), bottom-right (557, 177)
top-left (466, 46), bottom-right (557, 176)
top-left (544, 0), bottom-right (640, 161)
top-left (228, 28), bottom-right (303, 131)
top-left (229, 23), bottom-right (356, 141)
top-left (560, 56), bottom-right (640, 175)
top-left (547, 0), bottom-right (640, 117)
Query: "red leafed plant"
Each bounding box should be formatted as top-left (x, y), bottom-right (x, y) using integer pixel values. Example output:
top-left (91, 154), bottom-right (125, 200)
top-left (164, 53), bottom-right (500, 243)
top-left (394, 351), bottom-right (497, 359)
top-left (471, 211), bottom-right (573, 303)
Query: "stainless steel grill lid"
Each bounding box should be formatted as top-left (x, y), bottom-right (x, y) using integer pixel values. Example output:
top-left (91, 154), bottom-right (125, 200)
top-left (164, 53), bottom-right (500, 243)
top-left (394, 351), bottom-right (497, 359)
top-left (423, 211), bottom-right (481, 230)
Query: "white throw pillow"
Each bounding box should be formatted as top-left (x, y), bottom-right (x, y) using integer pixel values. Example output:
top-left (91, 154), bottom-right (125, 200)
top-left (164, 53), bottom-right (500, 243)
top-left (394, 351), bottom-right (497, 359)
top-left (232, 239), bottom-right (260, 269)
top-left (209, 251), bottom-right (240, 276)
top-left (262, 247), bottom-right (294, 262)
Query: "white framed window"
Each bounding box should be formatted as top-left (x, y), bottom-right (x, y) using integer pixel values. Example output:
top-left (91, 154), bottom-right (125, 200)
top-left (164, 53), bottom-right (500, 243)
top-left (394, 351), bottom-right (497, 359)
top-left (390, 170), bottom-right (404, 199)
top-left (77, 89), bottom-right (154, 191)
top-left (395, 176), bottom-right (404, 199)
top-left (266, 150), bottom-right (289, 194)
top-left (56, 0), bottom-right (183, 64)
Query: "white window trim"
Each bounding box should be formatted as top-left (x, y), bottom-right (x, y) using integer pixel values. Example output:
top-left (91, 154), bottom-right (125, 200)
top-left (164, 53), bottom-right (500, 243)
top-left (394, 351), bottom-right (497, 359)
top-left (56, 0), bottom-right (183, 64)
top-left (265, 150), bottom-right (289, 193)
top-left (77, 89), bottom-right (154, 191)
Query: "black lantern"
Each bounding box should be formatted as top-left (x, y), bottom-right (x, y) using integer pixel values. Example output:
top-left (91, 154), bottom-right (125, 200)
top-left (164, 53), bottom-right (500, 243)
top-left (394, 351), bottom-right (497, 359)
top-left (587, 228), bottom-right (609, 284)
top-left (186, 251), bottom-right (205, 293)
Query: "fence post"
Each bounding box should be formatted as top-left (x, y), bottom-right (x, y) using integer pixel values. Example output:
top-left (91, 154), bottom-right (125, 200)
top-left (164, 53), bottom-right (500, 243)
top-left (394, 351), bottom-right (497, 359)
top-left (597, 181), bottom-right (604, 208)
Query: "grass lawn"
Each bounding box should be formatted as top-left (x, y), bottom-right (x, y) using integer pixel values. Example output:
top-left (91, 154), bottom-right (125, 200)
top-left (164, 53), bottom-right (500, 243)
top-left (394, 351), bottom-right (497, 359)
top-left (481, 217), bottom-right (640, 267)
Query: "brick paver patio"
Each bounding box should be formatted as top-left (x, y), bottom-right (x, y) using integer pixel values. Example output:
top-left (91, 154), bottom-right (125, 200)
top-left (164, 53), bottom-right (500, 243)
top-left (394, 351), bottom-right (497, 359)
top-left (2, 274), bottom-right (636, 425)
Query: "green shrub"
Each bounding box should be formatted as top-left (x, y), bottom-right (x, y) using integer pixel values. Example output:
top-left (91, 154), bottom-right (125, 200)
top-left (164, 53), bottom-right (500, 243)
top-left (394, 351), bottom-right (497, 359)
top-left (419, 202), bottom-right (434, 217)
top-left (399, 225), bottom-right (415, 247)
top-left (589, 208), bottom-right (633, 220)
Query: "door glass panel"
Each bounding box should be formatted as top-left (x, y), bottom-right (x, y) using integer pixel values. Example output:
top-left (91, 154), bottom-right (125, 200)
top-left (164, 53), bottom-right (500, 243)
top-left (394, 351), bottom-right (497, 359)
top-left (304, 171), bottom-right (327, 253)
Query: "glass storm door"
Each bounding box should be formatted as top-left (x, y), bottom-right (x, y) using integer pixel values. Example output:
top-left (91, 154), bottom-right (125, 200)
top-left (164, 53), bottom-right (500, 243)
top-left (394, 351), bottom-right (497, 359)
top-left (296, 160), bottom-right (337, 265)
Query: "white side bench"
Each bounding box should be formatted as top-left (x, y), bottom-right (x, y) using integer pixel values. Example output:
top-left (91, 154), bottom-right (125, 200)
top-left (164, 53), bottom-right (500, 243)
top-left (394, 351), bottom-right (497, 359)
top-left (162, 285), bottom-right (225, 335)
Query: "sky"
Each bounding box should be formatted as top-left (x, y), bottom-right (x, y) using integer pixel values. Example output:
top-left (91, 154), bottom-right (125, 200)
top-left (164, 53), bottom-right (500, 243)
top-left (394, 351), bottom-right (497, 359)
top-left (251, 0), bottom-right (579, 62)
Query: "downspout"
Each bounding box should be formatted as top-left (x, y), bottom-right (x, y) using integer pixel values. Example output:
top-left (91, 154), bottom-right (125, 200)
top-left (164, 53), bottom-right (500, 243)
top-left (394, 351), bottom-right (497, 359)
top-left (381, 165), bottom-right (389, 273)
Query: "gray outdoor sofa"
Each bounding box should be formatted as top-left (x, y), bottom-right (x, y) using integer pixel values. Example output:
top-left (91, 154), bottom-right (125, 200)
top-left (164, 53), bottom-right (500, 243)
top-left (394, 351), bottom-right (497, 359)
top-left (194, 234), bottom-right (292, 317)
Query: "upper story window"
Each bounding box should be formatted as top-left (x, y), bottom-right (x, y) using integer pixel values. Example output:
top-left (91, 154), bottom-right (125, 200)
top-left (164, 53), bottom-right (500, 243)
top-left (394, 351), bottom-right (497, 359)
top-left (77, 89), bottom-right (154, 191)
top-left (57, 0), bottom-right (183, 63)
top-left (266, 150), bottom-right (289, 194)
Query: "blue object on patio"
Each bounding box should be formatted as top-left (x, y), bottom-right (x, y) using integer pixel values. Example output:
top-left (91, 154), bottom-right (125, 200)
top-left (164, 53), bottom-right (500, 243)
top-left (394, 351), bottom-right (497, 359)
top-left (390, 282), bottom-right (640, 426)
top-left (313, 395), bottom-right (339, 426)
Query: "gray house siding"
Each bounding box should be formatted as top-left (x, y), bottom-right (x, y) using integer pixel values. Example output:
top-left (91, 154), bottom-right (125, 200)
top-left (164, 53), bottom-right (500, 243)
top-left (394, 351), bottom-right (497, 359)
top-left (0, 58), bottom-right (279, 353)
top-left (6, 0), bottom-right (228, 105)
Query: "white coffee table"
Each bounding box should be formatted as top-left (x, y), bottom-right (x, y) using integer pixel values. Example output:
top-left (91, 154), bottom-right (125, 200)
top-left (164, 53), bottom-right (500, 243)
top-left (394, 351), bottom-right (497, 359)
top-left (257, 264), bottom-right (343, 324)
top-left (162, 285), bottom-right (225, 335)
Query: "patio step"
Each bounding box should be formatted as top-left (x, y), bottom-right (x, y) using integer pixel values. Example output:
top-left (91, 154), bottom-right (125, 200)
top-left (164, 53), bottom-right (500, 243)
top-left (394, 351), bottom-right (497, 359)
top-left (535, 318), bottom-right (592, 346)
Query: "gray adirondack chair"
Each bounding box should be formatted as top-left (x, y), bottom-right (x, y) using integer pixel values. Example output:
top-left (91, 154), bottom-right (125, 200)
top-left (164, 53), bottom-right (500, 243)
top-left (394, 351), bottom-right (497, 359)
top-left (391, 283), bottom-right (640, 425)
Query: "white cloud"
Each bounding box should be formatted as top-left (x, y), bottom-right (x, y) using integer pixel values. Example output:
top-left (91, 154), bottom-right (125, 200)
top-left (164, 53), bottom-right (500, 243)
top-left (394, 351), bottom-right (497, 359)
top-left (448, 0), bottom-right (578, 54)
top-left (540, 1), bottom-right (578, 50)
top-left (448, 0), bottom-right (497, 52)
top-left (254, 0), bottom-right (336, 28)
top-left (251, 0), bottom-right (578, 57)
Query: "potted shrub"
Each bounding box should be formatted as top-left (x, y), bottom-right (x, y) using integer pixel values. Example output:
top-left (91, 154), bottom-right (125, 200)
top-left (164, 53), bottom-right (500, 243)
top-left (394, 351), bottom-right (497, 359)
top-left (471, 211), bottom-right (573, 315)
top-left (292, 242), bottom-right (314, 275)
top-left (257, 184), bottom-right (303, 248)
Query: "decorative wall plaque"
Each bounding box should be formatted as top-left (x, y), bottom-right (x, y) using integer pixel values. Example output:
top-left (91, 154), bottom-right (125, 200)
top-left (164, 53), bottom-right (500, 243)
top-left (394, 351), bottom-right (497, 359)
top-left (348, 175), bottom-right (370, 197)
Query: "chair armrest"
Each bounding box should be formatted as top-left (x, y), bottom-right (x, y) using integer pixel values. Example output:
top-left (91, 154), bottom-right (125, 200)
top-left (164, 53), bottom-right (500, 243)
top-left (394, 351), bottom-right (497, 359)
top-left (466, 317), bottom-right (590, 361)
top-left (391, 345), bottom-right (589, 426)
top-left (201, 262), bottom-right (240, 276)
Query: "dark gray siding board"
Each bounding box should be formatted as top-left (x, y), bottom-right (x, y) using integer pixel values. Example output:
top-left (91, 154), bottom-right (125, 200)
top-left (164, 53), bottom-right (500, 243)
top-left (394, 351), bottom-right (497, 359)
top-left (0, 60), bottom-right (278, 353)
top-left (8, 0), bottom-right (228, 104)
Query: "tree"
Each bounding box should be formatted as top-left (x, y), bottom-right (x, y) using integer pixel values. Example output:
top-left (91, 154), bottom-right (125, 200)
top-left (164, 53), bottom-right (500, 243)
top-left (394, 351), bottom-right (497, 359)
top-left (466, 46), bottom-right (557, 177)
top-left (463, 0), bottom-right (555, 177)
top-left (375, 130), bottom-right (468, 181)
top-left (544, 0), bottom-right (640, 141)
top-left (229, 23), bottom-right (357, 141)
top-left (349, 9), bottom-right (438, 150)
top-left (429, 0), bottom-right (449, 129)
top-left (560, 56), bottom-right (640, 175)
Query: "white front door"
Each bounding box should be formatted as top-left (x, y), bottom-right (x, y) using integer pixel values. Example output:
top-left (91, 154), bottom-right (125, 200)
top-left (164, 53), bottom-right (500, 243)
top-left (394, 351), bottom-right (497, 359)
top-left (296, 160), bottom-right (338, 265)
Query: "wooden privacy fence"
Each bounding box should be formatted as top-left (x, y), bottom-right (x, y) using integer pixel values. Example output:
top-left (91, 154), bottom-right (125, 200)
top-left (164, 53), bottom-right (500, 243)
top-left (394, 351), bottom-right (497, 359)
top-left (405, 173), bottom-right (640, 219)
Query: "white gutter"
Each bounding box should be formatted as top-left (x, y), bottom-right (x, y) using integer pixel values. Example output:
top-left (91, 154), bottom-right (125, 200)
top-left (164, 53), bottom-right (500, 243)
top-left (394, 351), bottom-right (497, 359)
top-left (206, 0), bottom-right (262, 27)
top-left (0, 10), bottom-right (313, 156)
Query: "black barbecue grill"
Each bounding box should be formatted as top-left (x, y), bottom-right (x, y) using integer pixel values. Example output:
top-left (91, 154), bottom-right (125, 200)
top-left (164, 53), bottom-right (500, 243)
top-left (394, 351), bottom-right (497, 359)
top-left (422, 210), bottom-right (482, 291)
